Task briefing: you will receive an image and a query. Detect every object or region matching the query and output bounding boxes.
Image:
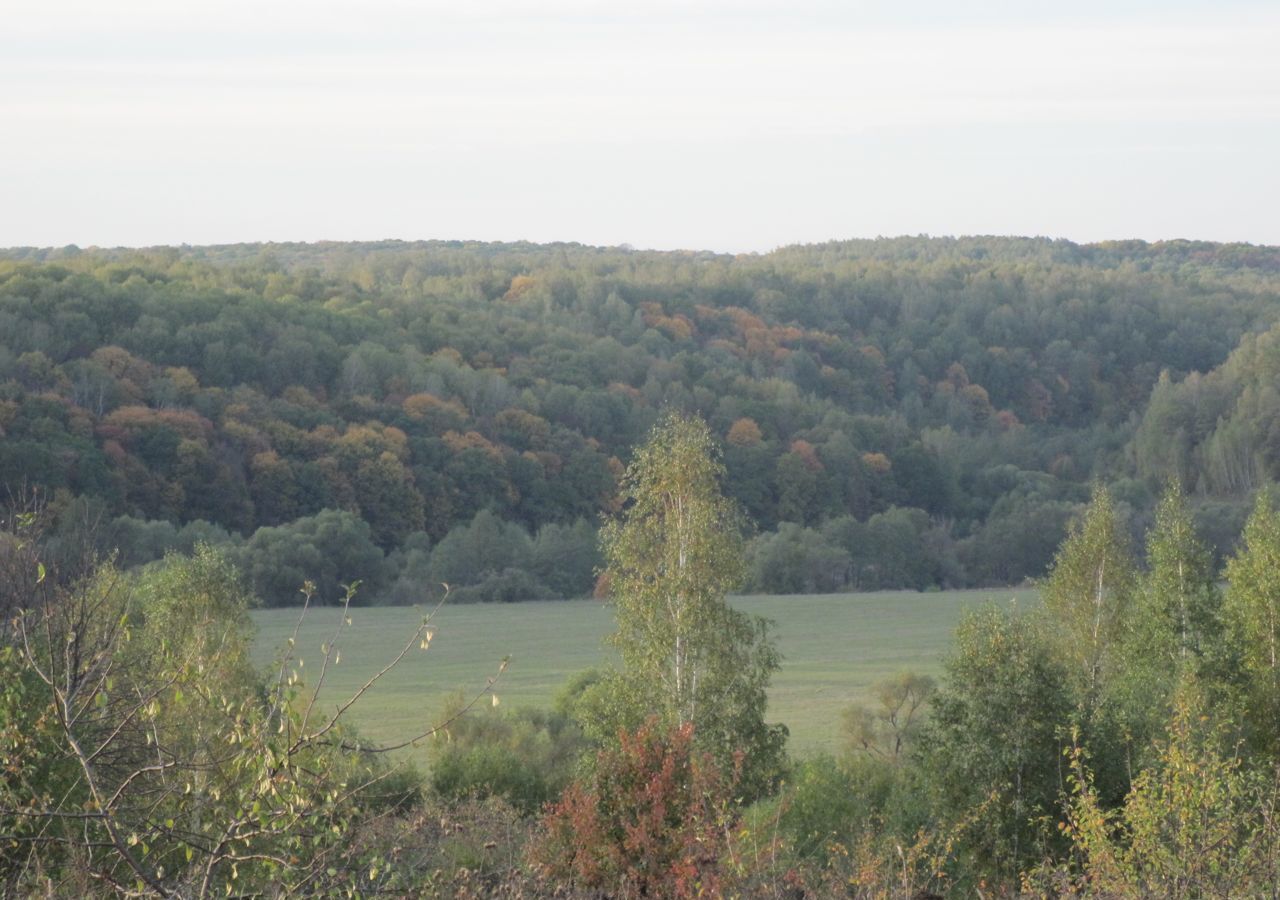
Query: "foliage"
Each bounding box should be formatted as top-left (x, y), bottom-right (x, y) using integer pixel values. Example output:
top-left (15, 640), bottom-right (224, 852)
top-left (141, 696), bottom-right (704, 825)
top-left (530, 718), bottom-right (739, 899)
top-left (1035, 682), bottom-right (1280, 898)
top-left (770, 753), bottom-right (928, 864)
top-left (428, 700), bottom-right (589, 814)
top-left (232, 507), bottom-right (390, 606)
top-left (441, 568), bottom-right (554, 605)
top-left (956, 491), bottom-right (1078, 586)
top-left (1223, 487), bottom-right (1280, 753)
top-left (1136, 480), bottom-right (1223, 668)
top-left (1134, 323), bottom-right (1280, 496)
top-left (427, 510), bottom-right (534, 592)
top-left (15, 237), bottom-right (1280, 891)
top-left (590, 413), bottom-right (786, 798)
top-left (344, 794), bottom-right (539, 898)
top-left (529, 517), bottom-right (600, 598)
top-left (744, 508), bottom-right (966, 594)
top-left (744, 522), bottom-right (849, 594)
top-left (1039, 484), bottom-right (1138, 712)
top-left (0, 544), bottom-right (509, 897)
top-left (917, 604), bottom-right (1073, 884)
top-left (420, 509), bottom-right (599, 602)
top-left (1115, 480), bottom-right (1227, 753)
top-left (842, 671), bottom-right (935, 763)
top-left (774, 755), bottom-right (876, 860)
top-left (738, 769), bottom-right (949, 900)
top-left (6, 237), bottom-right (1280, 598)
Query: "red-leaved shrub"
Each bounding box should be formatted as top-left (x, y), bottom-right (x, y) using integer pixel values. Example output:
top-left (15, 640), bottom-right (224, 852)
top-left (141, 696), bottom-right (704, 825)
top-left (530, 717), bottom-right (740, 898)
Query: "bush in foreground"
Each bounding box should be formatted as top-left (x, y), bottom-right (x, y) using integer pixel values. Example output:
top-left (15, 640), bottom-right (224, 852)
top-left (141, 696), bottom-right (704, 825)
top-left (530, 718), bottom-right (739, 899)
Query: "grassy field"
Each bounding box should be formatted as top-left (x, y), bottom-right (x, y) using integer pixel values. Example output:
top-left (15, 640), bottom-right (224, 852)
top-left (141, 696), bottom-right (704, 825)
top-left (249, 588), bottom-right (1037, 767)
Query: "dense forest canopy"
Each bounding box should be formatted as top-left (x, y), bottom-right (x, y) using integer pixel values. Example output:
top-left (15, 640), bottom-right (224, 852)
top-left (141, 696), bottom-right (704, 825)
top-left (3, 236), bottom-right (1279, 602)
top-left (8, 237), bottom-right (1280, 895)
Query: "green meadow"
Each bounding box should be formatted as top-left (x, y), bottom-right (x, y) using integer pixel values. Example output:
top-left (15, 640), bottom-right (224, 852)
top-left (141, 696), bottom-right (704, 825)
top-left (249, 588), bottom-right (1036, 768)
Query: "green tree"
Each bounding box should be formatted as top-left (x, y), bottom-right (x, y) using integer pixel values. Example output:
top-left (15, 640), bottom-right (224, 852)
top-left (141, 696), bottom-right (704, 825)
top-left (1039, 485), bottom-right (1143, 808)
top-left (1135, 480), bottom-right (1222, 668)
top-left (529, 518), bottom-right (600, 598)
top-left (917, 604), bottom-right (1072, 883)
top-left (843, 671), bottom-right (935, 763)
top-left (428, 697), bottom-right (587, 814)
top-left (1112, 481), bottom-right (1226, 766)
top-left (744, 523), bottom-right (849, 594)
top-left (1040, 484), bottom-right (1137, 712)
top-left (774, 449), bottom-right (820, 524)
top-left (587, 413), bottom-right (786, 798)
top-left (235, 509), bottom-right (389, 606)
top-left (354, 451), bottom-right (426, 550)
top-left (1223, 488), bottom-right (1280, 751)
top-left (426, 509), bottom-right (544, 602)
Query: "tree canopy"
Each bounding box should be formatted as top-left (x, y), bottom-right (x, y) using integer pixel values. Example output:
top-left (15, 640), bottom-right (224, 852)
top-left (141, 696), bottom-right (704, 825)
top-left (3, 237), bottom-right (1280, 600)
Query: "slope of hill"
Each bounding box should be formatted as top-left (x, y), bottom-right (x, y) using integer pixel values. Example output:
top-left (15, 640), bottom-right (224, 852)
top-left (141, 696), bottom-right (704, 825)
top-left (3, 236), bottom-right (1278, 602)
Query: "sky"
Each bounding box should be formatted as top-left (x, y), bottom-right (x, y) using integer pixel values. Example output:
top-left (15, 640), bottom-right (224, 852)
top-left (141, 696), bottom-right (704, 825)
top-left (3, 0), bottom-right (1278, 252)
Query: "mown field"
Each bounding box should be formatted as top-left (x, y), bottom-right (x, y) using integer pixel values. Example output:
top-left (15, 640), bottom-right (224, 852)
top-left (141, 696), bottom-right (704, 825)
top-left (249, 588), bottom-right (1036, 768)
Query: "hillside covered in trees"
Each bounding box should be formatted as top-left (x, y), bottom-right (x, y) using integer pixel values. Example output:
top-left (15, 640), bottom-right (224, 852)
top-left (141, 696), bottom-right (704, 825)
top-left (3, 236), bottom-right (1279, 602)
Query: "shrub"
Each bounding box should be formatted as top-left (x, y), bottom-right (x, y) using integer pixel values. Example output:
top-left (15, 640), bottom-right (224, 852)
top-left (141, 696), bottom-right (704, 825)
top-left (430, 704), bottom-right (588, 813)
top-left (530, 718), bottom-right (739, 899)
top-left (446, 568), bottom-right (553, 604)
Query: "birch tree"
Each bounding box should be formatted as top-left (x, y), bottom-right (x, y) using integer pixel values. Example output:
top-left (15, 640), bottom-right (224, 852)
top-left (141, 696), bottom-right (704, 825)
top-left (1040, 484), bottom-right (1137, 714)
top-left (592, 414), bottom-right (786, 797)
top-left (1138, 480), bottom-right (1220, 667)
top-left (1224, 488), bottom-right (1280, 751)
top-left (1113, 481), bottom-right (1223, 769)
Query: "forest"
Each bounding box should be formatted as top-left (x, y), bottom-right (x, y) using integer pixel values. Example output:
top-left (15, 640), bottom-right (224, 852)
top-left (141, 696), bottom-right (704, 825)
top-left (3, 236), bottom-right (1280, 604)
top-left (6, 236), bottom-right (1280, 895)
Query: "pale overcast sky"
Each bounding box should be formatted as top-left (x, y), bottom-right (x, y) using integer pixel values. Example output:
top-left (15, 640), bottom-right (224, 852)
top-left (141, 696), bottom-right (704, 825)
top-left (3, 0), bottom-right (1278, 252)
